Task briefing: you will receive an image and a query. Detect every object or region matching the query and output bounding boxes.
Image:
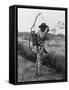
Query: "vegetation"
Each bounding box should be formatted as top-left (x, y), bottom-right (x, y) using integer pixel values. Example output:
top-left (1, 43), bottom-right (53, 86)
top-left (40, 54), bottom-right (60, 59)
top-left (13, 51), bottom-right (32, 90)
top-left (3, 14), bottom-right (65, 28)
top-left (18, 32), bottom-right (65, 82)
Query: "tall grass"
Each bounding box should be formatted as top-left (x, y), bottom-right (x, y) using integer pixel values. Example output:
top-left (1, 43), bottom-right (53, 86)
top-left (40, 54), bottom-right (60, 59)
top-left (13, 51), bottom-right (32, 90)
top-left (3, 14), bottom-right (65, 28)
top-left (42, 53), bottom-right (65, 77)
top-left (18, 43), bottom-right (65, 78)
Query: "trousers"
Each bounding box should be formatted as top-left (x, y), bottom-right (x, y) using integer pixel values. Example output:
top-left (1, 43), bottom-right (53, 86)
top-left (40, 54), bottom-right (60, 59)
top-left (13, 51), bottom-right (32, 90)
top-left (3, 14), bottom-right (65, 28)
top-left (36, 45), bottom-right (44, 74)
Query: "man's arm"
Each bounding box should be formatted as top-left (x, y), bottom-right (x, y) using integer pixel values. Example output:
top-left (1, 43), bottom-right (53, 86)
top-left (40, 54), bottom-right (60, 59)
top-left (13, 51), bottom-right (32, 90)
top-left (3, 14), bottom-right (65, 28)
top-left (40, 26), bottom-right (50, 39)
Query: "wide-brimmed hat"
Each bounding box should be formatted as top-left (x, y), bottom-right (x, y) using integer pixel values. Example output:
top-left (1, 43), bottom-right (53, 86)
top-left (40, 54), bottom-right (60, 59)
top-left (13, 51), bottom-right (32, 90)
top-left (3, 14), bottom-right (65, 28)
top-left (39, 23), bottom-right (47, 29)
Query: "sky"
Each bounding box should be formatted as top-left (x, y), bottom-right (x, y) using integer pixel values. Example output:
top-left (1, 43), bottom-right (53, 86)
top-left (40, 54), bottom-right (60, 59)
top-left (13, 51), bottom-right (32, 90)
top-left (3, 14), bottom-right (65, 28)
top-left (18, 8), bottom-right (65, 35)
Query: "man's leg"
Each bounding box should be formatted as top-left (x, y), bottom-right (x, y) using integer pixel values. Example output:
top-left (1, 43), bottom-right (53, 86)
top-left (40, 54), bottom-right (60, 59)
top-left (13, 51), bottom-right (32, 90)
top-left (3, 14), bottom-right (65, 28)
top-left (36, 51), bottom-right (41, 76)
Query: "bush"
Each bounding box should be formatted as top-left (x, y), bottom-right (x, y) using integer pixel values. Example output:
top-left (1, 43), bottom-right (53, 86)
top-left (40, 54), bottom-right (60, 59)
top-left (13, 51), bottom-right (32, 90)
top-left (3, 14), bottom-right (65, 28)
top-left (18, 43), bottom-right (36, 62)
top-left (42, 52), bottom-right (65, 77)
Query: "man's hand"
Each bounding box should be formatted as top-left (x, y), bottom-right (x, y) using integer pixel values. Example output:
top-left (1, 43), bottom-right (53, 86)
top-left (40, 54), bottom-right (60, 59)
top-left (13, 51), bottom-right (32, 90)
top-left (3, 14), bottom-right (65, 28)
top-left (47, 27), bottom-right (50, 31)
top-left (45, 27), bottom-right (50, 33)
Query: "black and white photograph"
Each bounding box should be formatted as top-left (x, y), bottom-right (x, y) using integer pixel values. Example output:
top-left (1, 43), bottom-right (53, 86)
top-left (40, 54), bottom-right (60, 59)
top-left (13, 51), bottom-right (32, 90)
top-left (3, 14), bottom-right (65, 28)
top-left (17, 6), bottom-right (67, 83)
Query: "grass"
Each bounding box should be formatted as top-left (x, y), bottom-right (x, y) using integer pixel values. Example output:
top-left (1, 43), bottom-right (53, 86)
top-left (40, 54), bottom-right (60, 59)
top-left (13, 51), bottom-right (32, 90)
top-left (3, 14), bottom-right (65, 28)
top-left (18, 55), bottom-right (63, 82)
top-left (42, 53), bottom-right (65, 76)
top-left (18, 39), bottom-right (65, 82)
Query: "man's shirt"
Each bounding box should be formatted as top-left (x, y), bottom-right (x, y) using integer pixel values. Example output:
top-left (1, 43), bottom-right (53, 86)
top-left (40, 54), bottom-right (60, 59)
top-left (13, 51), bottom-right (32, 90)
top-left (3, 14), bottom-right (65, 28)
top-left (37, 26), bottom-right (49, 45)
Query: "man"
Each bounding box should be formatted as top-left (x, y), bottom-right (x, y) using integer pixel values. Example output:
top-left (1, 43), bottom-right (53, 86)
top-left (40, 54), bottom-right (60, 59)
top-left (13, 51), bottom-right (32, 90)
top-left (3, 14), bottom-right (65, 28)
top-left (36, 23), bottom-right (50, 76)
